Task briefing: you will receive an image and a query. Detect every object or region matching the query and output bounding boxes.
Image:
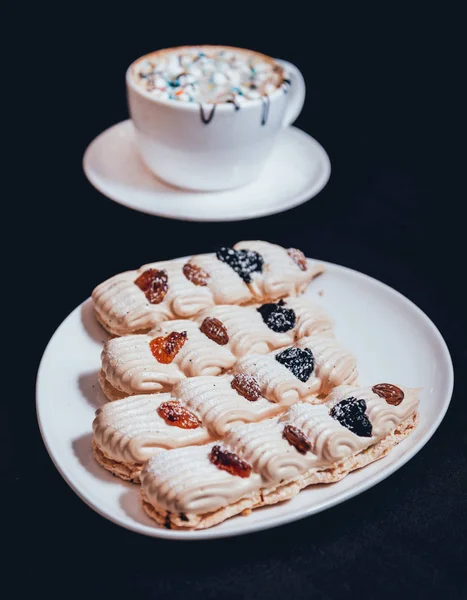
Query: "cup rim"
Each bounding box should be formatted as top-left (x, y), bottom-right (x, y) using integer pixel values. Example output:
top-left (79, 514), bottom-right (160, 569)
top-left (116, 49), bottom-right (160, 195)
top-left (125, 46), bottom-right (287, 112)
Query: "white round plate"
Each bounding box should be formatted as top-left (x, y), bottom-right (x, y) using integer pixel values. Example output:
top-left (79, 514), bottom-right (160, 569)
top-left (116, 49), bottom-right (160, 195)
top-left (37, 260), bottom-right (453, 540)
top-left (82, 120), bottom-right (331, 221)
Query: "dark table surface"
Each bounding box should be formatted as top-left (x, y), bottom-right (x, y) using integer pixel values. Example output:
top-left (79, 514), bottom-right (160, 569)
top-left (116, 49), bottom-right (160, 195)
top-left (10, 4), bottom-right (465, 599)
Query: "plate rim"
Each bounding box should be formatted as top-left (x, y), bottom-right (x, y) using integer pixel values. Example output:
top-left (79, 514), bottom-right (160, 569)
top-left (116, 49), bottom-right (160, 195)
top-left (82, 120), bottom-right (331, 222)
top-left (36, 259), bottom-right (454, 540)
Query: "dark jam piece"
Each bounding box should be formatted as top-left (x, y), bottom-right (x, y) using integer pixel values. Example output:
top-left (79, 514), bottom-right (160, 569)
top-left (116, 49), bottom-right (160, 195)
top-left (330, 397), bottom-right (372, 437)
top-left (283, 425), bottom-right (312, 454)
top-left (134, 269), bottom-right (168, 304)
top-left (157, 401), bottom-right (201, 429)
top-left (257, 299), bottom-right (296, 333)
top-left (149, 331), bottom-right (187, 364)
top-left (275, 347), bottom-right (314, 382)
top-left (200, 317), bottom-right (229, 345)
top-left (216, 247), bottom-right (264, 283)
top-left (209, 445), bottom-right (252, 478)
top-left (372, 383), bottom-right (405, 406)
top-left (231, 373), bottom-right (261, 401)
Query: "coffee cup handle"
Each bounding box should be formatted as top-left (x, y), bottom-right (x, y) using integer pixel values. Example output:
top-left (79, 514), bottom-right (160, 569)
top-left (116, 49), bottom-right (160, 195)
top-left (275, 59), bottom-right (306, 127)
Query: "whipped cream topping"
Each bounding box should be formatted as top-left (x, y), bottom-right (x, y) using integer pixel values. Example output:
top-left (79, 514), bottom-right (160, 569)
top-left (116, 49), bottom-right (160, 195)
top-left (194, 305), bottom-right (290, 356)
top-left (141, 444), bottom-right (262, 515)
top-left (324, 384), bottom-right (419, 440)
top-left (140, 384), bottom-right (419, 516)
top-left (92, 393), bottom-right (211, 464)
top-left (101, 320), bottom-right (236, 396)
top-left (233, 241), bottom-right (324, 300)
top-left (92, 241), bottom-right (324, 336)
top-left (185, 252), bottom-right (253, 305)
top-left (93, 374), bottom-right (288, 465)
top-left (296, 335), bottom-right (358, 395)
top-left (132, 46), bottom-right (284, 104)
top-left (193, 298), bottom-right (332, 357)
top-left (173, 376), bottom-right (285, 436)
top-left (281, 297), bottom-right (334, 339)
top-left (101, 332), bottom-right (184, 395)
top-left (100, 301), bottom-right (337, 398)
top-left (92, 259), bottom-right (213, 336)
top-left (233, 333), bottom-right (358, 405)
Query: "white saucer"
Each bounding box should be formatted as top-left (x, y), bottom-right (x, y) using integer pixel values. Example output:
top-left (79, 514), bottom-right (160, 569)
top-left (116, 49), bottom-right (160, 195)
top-left (83, 120), bottom-right (331, 221)
top-left (36, 259), bottom-right (453, 540)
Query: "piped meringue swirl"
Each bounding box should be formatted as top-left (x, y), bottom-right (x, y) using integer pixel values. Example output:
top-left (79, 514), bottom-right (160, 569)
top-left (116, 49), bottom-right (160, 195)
top-left (141, 445), bottom-right (262, 515)
top-left (234, 241), bottom-right (324, 300)
top-left (92, 241), bottom-right (325, 336)
top-left (174, 376), bottom-right (285, 436)
top-left (233, 333), bottom-right (358, 405)
top-left (194, 305), bottom-right (292, 356)
top-left (93, 373), bottom-right (293, 471)
top-left (92, 259), bottom-right (213, 336)
top-left (140, 384), bottom-right (419, 517)
top-left (99, 301), bottom-right (338, 399)
top-left (100, 320), bottom-right (235, 397)
top-left (92, 394), bottom-right (211, 464)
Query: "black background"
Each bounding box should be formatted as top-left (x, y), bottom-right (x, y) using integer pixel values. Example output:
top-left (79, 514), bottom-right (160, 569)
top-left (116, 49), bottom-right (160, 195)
top-left (9, 3), bottom-right (466, 599)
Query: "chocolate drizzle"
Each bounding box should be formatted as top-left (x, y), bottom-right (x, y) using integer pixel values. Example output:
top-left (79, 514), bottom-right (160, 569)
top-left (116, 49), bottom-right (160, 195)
top-left (226, 98), bottom-right (241, 111)
top-left (173, 72), bottom-right (188, 87)
top-left (261, 95), bottom-right (270, 126)
top-left (198, 92), bottom-right (274, 126)
top-left (199, 103), bottom-right (217, 124)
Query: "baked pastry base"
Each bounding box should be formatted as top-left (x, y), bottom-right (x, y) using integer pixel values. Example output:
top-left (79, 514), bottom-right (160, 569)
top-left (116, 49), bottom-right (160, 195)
top-left (141, 412), bottom-right (418, 530)
top-left (94, 310), bottom-right (150, 337)
top-left (98, 370), bottom-right (129, 401)
top-left (92, 440), bottom-right (142, 483)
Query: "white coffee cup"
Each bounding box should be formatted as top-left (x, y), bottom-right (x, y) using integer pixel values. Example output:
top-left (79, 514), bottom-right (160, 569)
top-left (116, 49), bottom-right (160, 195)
top-left (126, 47), bottom-right (306, 191)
